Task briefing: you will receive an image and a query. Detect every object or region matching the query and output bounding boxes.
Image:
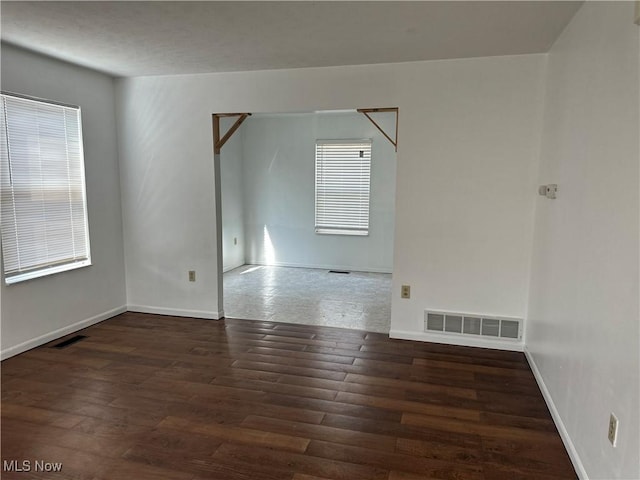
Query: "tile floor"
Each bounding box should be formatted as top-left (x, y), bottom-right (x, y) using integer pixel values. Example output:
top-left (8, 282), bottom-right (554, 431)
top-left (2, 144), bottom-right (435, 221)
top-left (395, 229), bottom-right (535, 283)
top-left (223, 265), bottom-right (392, 333)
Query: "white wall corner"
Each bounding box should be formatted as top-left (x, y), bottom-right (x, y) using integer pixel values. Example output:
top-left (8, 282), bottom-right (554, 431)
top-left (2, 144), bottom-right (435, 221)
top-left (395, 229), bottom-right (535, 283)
top-left (0, 305), bottom-right (127, 360)
top-left (524, 347), bottom-right (588, 480)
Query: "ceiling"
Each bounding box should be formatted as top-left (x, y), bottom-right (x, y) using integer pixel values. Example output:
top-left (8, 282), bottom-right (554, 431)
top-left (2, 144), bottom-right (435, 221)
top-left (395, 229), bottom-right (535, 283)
top-left (1, 1), bottom-right (583, 78)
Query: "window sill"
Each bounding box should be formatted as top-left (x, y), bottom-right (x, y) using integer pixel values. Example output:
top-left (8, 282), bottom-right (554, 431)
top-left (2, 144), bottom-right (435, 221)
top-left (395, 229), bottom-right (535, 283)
top-left (5, 259), bottom-right (92, 285)
top-left (315, 228), bottom-right (369, 236)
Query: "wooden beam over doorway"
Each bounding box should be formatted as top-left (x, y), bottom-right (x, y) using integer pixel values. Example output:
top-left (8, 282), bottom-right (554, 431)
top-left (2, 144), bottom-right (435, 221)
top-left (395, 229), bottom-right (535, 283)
top-left (357, 107), bottom-right (399, 152)
top-left (212, 113), bottom-right (252, 154)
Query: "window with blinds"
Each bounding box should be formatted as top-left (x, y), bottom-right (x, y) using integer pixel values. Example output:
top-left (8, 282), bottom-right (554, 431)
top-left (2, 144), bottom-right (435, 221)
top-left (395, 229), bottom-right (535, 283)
top-left (1, 92), bottom-right (91, 285)
top-left (315, 139), bottom-right (371, 236)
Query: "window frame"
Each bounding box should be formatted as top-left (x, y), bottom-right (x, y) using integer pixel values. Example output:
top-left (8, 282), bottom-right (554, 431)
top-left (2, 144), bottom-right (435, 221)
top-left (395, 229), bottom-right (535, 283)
top-left (1, 91), bottom-right (92, 285)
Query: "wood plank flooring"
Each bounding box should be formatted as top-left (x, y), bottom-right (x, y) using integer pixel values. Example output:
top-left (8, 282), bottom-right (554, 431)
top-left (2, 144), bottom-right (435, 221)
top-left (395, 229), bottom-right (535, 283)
top-left (1, 312), bottom-right (577, 479)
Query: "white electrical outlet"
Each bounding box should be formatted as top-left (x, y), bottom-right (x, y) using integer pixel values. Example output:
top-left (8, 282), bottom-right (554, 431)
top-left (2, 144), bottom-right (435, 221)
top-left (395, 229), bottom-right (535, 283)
top-left (608, 413), bottom-right (618, 447)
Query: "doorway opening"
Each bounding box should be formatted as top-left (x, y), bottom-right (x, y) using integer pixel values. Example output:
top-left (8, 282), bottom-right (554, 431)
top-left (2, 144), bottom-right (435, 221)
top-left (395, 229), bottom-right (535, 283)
top-left (214, 108), bottom-right (398, 333)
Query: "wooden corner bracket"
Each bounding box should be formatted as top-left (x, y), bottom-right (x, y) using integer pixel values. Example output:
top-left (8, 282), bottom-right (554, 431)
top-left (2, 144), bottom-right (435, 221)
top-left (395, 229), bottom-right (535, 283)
top-left (357, 107), bottom-right (399, 152)
top-left (212, 112), bottom-right (252, 154)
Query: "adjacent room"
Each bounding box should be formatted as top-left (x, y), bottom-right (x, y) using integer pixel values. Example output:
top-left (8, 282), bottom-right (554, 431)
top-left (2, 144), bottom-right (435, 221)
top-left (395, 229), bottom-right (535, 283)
top-left (220, 110), bottom-right (397, 332)
top-left (0, 2), bottom-right (638, 480)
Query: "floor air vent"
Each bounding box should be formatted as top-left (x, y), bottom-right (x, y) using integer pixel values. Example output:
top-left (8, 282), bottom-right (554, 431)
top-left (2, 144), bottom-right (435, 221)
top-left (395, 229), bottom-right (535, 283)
top-left (51, 335), bottom-right (88, 349)
top-left (425, 310), bottom-right (521, 340)
top-left (328, 270), bottom-right (350, 274)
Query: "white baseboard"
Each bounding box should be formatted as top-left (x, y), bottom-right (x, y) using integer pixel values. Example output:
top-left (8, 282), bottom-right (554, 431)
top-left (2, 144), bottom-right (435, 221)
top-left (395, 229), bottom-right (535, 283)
top-left (128, 304), bottom-right (224, 320)
top-left (0, 305), bottom-right (127, 360)
top-left (223, 260), bottom-right (246, 273)
top-left (524, 347), bottom-right (587, 479)
top-left (247, 261), bottom-right (392, 274)
top-left (389, 329), bottom-right (524, 352)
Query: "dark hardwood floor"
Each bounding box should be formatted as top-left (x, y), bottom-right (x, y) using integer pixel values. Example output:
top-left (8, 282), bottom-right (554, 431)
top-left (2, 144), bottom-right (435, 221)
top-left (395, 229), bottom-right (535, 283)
top-left (1, 312), bottom-right (577, 479)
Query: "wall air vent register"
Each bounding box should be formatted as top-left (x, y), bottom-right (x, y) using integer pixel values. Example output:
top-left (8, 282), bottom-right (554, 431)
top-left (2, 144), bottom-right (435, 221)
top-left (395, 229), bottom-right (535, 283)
top-left (425, 310), bottom-right (521, 341)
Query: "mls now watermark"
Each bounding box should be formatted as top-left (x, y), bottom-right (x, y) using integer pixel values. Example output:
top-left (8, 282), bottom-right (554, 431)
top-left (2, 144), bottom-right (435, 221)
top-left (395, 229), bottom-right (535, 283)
top-left (3, 460), bottom-right (63, 473)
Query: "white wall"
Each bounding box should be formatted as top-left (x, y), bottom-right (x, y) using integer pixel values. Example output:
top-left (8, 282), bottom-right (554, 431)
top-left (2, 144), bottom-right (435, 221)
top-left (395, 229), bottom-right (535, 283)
top-left (116, 54), bottom-right (545, 331)
top-left (0, 44), bottom-right (127, 358)
top-left (389, 59), bottom-right (545, 345)
top-left (241, 111), bottom-right (396, 273)
top-left (220, 117), bottom-right (245, 272)
top-left (526, 3), bottom-right (640, 479)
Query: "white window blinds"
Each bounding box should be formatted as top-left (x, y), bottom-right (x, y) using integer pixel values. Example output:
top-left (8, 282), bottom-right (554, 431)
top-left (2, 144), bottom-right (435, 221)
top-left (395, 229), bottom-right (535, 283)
top-left (1, 93), bottom-right (91, 284)
top-left (315, 139), bottom-right (371, 236)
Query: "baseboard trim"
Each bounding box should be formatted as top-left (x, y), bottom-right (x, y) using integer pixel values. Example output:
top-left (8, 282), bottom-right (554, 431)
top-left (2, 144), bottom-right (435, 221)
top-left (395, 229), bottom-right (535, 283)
top-left (223, 261), bottom-right (246, 273)
top-left (0, 305), bottom-right (127, 360)
top-left (128, 304), bottom-right (223, 320)
top-left (389, 329), bottom-right (524, 352)
top-left (247, 261), bottom-right (392, 274)
top-left (524, 347), bottom-right (587, 479)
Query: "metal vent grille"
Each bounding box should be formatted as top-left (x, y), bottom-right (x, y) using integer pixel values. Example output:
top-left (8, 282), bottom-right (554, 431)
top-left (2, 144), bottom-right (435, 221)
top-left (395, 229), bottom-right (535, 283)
top-left (425, 311), bottom-right (521, 341)
top-left (50, 335), bottom-right (88, 349)
top-left (426, 313), bottom-right (444, 331)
